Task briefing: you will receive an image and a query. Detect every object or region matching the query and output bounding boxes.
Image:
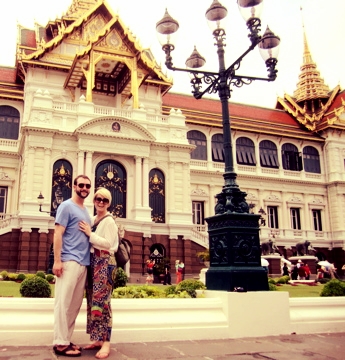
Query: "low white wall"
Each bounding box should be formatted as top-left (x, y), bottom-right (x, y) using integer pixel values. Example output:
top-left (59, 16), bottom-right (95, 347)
top-left (0, 291), bottom-right (344, 346)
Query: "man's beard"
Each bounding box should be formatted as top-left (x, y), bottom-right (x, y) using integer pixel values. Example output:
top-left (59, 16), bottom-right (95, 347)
top-left (76, 189), bottom-right (89, 199)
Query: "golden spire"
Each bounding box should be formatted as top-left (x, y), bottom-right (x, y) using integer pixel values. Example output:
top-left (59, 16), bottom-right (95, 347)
top-left (293, 26), bottom-right (330, 103)
top-left (65, 0), bottom-right (100, 18)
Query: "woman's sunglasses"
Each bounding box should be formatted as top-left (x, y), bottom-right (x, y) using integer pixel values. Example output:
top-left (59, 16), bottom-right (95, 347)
top-left (95, 197), bottom-right (110, 204)
top-left (77, 183), bottom-right (91, 189)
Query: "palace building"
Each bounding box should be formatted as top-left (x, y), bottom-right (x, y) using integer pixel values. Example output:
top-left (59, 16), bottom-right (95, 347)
top-left (0, 0), bottom-right (344, 279)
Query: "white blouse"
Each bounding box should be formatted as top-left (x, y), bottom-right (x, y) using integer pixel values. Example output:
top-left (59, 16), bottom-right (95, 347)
top-left (89, 214), bottom-right (119, 254)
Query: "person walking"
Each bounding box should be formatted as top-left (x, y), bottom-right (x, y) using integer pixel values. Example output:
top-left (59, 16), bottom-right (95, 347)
top-left (175, 260), bottom-right (184, 284)
top-left (298, 262), bottom-right (306, 280)
top-left (163, 261), bottom-right (171, 285)
top-left (146, 259), bottom-right (155, 284)
top-left (53, 175), bottom-right (92, 357)
top-left (282, 263), bottom-right (290, 277)
top-left (79, 187), bottom-right (119, 359)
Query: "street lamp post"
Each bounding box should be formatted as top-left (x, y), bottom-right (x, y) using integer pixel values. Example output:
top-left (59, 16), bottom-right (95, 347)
top-left (156, 0), bottom-right (280, 291)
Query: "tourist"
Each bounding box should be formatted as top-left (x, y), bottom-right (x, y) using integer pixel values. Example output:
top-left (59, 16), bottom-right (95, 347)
top-left (282, 263), bottom-right (289, 277)
top-left (298, 262), bottom-right (306, 280)
top-left (53, 175), bottom-right (92, 357)
top-left (163, 261), bottom-right (171, 285)
top-left (79, 187), bottom-right (119, 359)
top-left (146, 259), bottom-right (154, 284)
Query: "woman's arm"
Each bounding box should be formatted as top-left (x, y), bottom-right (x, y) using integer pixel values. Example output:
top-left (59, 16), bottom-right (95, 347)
top-left (89, 217), bottom-right (119, 251)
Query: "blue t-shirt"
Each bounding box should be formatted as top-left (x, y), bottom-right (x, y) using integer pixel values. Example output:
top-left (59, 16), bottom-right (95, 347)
top-left (55, 199), bottom-right (91, 266)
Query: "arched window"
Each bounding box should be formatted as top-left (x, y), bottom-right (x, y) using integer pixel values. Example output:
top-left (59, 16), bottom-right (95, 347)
top-left (236, 137), bottom-right (256, 166)
top-left (0, 105), bottom-right (20, 139)
top-left (187, 130), bottom-right (207, 160)
top-left (303, 146), bottom-right (321, 173)
top-left (149, 168), bottom-right (165, 223)
top-left (259, 140), bottom-right (279, 168)
top-left (51, 160), bottom-right (73, 214)
top-left (95, 160), bottom-right (127, 218)
top-left (282, 143), bottom-right (302, 171)
top-left (211, 133), bottom-right (224, 162)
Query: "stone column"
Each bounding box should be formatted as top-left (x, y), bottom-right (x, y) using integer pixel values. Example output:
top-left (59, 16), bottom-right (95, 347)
top-left (168, 162), bottom-right (175, 211)
top-left (182, 162), bottom-right (189, 212)
top-left (77, 151), bottom-right (85, 175)
top-left (85, 151), bottom-right (93, 179)
top-left (135, 156), bottom-right (142, 207)
top-left (43, 148), bottom-right (51, 198)
top-left (142, 157), bottom-right (149, 207)
top-left (26, 147), bottom-right (35, 199)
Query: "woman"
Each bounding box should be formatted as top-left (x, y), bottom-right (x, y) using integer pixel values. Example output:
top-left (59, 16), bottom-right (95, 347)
top-left (79, 187), bottom-right (118, 360)
top-left (146, 259), bottom-right (154, 284)
top-left (175, 260), bottom-right (184, 284)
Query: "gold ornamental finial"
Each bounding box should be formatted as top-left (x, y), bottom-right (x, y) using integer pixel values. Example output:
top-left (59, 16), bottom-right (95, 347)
top-left (293, 9), bottom-right (330, 103)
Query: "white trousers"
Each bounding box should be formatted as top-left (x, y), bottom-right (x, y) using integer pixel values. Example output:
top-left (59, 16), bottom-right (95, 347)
top-left (53, 261), bottom-right (87, 346)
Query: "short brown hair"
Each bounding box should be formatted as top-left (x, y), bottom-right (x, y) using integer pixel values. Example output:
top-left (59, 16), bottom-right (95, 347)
top-left (74, 175), bottom-right (91, 185)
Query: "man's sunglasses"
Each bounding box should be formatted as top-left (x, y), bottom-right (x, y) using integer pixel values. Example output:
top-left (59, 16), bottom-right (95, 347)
top-left (77, 183), bottom-right (91, 189)
top-left (95, 197), bottom-right (110, 204)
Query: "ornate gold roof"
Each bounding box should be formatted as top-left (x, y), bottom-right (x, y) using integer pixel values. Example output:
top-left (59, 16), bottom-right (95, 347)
top-left (293, 32), bottom-right (330, 102)
top-left (277, 27), bottom-right (342, 132)
top-left (65, 0), bottom-right (100, 19)
top-left (15, 0), bottom-right (172, 104)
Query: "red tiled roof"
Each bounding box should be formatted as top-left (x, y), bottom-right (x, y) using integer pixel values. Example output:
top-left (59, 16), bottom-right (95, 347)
top-left (163, 92), bottom-right (297, 125)
top-left (163, 92), bottom-right (322, 141)
top-left (327, 89), bottom-right (345, 113)
top-left (0, 67), bottom-right (17, 83)
top-left (20, 29), bottom-right (36, 48)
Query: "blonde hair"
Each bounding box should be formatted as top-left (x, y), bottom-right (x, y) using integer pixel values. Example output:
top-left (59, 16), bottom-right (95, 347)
top-left (93, 187), bottom-right (112, 203)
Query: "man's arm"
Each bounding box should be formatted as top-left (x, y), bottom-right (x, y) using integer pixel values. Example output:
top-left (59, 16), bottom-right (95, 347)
top-left (53, 224), bottom-right (65, 277)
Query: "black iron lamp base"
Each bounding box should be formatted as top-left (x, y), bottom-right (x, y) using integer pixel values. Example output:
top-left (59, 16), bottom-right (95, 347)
top-left (205, 211), bottom-right (269, 292)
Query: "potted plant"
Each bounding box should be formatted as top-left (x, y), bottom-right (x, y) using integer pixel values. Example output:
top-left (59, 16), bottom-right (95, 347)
top-left (196, 250), bottom-right (210, 268)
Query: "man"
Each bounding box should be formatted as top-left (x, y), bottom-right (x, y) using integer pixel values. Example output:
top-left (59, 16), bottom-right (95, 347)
top-left (53, 175), bottom-right (92, 357)
top-left (163, 261), bottom-right (171, 285)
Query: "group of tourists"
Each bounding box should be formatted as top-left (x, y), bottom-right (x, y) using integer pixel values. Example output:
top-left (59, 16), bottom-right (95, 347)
top-left (145, 258), bottom-right (184, 285)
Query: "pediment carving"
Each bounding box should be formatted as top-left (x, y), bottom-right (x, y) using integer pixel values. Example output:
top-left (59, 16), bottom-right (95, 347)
top-left (75, 117), bottom-right (155, 142)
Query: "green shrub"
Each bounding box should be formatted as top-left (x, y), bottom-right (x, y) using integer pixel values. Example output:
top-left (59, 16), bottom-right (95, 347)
top-left (20, 276), bottom-right (51, 298)
top-left (8, 273), bottom-right (18, 281)
top-left (17, 273), bottom-right (26, 281)
top-left (269, 282), bottom-right (277, 291)
top-left (167, 290), bottom-right (192, 298)
top-left (176, 279), bottom-right (206, 298)
top-left (46, 274), bottom-right (55, 283)
top-left (0, 270), bottom-right (8, 280)
top-left (114, 268), bottom-right (128, 289)
top-left (164, 285), bottom-right (177, 296)
top-left (112, 285), bottom-right (166, 298)
top-left (268, 277), bottom-right (276, 285)
top-left (276, 276), bottom-right (290, 284)
top-left (36, 271), bottom-right (46, 279)
top-left (26, 274), bottom-right (36, 280)
top-left (320, 279), bottom-right (345, 297)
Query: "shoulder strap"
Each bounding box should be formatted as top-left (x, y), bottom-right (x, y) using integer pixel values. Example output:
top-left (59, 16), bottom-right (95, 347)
top-left (92, 214), bottom-right (113, 231)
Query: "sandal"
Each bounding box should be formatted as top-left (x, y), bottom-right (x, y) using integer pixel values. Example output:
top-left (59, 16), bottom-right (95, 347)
top-left (83, 343), bottom-right (102, 350)
top-left (70, 342), bottom-right (81, 351)
top-left (53, 344), bottom-right (81, 357)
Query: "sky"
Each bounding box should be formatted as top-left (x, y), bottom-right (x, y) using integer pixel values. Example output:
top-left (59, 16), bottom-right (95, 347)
top-left (0, 0), bottom-right (343, 109)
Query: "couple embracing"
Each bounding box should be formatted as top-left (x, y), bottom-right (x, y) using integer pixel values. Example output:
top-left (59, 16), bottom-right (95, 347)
top-left (52, 175), bottom-right (118, 358)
